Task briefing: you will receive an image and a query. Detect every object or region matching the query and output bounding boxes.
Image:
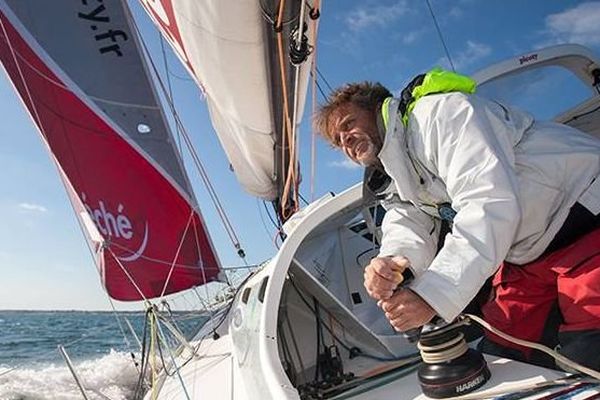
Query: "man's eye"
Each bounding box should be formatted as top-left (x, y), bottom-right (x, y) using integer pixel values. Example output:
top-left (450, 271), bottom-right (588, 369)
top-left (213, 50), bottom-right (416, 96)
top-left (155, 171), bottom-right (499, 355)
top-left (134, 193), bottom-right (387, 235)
top-left (340, 120), bottom-right (353, 131)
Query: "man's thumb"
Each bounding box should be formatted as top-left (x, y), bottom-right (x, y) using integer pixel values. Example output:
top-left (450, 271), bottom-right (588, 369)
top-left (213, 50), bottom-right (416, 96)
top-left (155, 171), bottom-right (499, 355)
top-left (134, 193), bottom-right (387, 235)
top-left (389, 256), bottom-right (411, 284)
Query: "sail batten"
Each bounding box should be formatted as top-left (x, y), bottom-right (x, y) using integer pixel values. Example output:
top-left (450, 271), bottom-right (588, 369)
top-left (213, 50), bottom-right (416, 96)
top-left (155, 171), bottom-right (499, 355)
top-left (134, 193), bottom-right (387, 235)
top-left (0, 0), bottom-right (222, 301)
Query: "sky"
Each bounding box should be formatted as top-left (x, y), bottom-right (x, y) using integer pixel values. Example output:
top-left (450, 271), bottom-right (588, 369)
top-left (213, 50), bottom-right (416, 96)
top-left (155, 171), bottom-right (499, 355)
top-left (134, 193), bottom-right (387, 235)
top-left (1, 0), bottom-right (600, 310)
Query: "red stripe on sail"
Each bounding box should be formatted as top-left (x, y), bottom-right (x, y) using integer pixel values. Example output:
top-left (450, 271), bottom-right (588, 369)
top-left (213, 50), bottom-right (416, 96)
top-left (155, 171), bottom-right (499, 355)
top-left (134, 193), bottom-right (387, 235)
top-left (138, 0), bottom-right (196, 77)
top-left (0, 12), bottom-right (219, 301)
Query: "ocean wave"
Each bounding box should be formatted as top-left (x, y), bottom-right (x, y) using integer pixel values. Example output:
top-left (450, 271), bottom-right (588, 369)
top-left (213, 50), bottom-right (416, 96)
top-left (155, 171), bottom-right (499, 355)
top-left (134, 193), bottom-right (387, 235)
top-left (0, 350), bottom-right (140, 400)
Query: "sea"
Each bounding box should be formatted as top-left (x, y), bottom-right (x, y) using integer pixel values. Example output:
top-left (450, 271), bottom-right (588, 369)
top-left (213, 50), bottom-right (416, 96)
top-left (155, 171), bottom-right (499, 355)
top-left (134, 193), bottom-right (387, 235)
top-left (0, 310), bottom-right (208, 400)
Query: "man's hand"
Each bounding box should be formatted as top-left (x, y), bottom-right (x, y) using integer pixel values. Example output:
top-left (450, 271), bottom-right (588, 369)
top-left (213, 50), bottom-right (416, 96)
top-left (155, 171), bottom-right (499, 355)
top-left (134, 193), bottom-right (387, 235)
top-left (378, 289), bottom-right (435, 332)
top-left (363, 256), bottom-right (410, 300)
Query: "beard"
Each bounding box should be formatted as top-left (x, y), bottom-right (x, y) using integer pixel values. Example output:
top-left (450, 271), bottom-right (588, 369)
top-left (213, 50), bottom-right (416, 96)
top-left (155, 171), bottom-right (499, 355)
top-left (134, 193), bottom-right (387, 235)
top-left (356, 140), bottom-right (379, 166)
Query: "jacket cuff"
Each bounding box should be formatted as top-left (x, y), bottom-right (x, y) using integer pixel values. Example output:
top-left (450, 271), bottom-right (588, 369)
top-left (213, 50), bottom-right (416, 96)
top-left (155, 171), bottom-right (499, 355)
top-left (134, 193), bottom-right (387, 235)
top-left (409, 271), bottom-right (463, 322)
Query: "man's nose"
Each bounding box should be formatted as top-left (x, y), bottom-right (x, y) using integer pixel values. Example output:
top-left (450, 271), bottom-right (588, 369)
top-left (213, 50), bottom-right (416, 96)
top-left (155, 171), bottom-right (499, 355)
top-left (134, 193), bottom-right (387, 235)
top-left (339, 131), bottom-right (353, 147)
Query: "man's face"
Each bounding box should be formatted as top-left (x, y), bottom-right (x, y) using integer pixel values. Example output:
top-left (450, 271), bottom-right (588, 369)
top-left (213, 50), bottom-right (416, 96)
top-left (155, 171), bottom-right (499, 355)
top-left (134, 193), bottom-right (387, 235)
top-left (330, 103), bottom-right (381, 166)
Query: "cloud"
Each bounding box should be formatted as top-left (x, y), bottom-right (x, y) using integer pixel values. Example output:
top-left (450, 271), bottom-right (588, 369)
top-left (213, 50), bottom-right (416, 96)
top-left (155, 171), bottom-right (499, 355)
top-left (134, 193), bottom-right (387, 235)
top-left (437, 40), bottom-right (492, 71)
top-left (401, 29), bottom-right (425, 45)
top-left (18, 202), bottom-right (47, 212)
top-left (448, 6), bottom-right (463, 18)
top-left (328, 159), bottom-right (361, 170)
top-left (543, 2), bottom-right (600, 46)
top-left (345, 1), bottom-right (409, 32)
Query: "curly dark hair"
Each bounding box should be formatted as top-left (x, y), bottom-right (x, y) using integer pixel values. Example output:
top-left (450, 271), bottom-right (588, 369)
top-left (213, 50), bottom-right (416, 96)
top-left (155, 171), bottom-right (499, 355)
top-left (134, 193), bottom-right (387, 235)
top-left (314, 82), bottom-right (391, 145)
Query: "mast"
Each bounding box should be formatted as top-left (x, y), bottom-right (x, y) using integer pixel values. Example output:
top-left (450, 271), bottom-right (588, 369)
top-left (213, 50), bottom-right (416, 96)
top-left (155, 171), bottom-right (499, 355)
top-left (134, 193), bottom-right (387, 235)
top-left (263, 0), bottom-right (318, 224)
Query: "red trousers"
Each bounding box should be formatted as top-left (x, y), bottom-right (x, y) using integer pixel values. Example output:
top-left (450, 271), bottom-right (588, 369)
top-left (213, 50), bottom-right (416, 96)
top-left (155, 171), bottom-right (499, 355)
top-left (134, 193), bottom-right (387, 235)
top-left (482, 227), bottom-right (600, 359)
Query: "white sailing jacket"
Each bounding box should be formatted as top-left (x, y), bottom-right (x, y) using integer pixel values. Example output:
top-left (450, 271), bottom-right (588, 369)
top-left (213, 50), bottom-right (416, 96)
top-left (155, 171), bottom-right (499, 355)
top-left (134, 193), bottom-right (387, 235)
top-left (377, 93), bottom-right (600, 322)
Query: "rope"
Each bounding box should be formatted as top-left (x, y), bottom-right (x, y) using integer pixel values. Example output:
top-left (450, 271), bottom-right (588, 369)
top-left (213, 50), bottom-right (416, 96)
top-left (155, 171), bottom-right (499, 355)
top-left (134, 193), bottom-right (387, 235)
top-left (128, 6), bottom-right (246, 259)
top-left (108, 297), bottom-right (133, 349)
top-left (417, 332), bottom-right (468, 364)
top-left (464, 314), bottom-right (600, 380)
top-left (288, 0), bottom-right (310, 205)
top-left (310, 28), bottom-right (318, 201)
top-left (158, 32), bottom-right (182, 154)
top-left (154, 312), bottom-right (192, 400)
top-left (276, 27), bottom-right (298, 220)
top-left (315, 66), bottom-right (333, 93)
top-left (159, 209), bottom-right (195, 298)
top-left (275, 0), bottom-right (288, 31)
top-left (149, 311), bottom-right (158, 400)
top-left (425, 0), bottom-right (456, 72)
top-left (106, 246), bottom-right (150, 302)
top-left (274, 0), bottom-right (303, 221)
top-left (108, 241), bottom-right (203, 269)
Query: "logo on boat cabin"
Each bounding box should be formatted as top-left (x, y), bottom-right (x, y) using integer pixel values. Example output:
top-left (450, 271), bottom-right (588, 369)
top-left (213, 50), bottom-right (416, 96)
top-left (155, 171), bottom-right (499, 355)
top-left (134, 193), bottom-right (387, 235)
top-left (81, 193), bottom-right (149, 262)
top-left (519, 53), bottom-right (538, 65)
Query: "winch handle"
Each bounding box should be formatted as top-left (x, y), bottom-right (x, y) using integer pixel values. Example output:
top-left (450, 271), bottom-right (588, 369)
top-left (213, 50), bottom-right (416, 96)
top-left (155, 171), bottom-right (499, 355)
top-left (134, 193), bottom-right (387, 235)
top-left (394, 268), bottom-right (423, 342)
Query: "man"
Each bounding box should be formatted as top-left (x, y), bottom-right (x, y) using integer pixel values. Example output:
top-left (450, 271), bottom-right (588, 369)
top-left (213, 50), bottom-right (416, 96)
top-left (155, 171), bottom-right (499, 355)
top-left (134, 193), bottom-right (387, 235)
top-left (314, 69), bottom-right (600, 369)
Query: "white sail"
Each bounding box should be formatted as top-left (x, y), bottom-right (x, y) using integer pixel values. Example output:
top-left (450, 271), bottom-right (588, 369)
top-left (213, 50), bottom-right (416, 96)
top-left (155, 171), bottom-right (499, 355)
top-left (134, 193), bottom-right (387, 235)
top-left (140, 0), bottom-right (318, 200)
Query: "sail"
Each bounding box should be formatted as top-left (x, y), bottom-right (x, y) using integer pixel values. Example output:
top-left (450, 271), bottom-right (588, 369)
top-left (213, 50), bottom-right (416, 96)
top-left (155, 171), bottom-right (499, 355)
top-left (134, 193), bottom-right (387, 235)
top-left (139, 0), bottom-right (317, 201)
top-left (0, 0), bottom-right (221, 301)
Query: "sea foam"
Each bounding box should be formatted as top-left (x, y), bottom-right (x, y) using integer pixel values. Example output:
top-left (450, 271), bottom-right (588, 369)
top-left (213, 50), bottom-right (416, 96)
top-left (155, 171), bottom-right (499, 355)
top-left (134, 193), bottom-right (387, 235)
top-left (0, 350), bottom-right (140, 400)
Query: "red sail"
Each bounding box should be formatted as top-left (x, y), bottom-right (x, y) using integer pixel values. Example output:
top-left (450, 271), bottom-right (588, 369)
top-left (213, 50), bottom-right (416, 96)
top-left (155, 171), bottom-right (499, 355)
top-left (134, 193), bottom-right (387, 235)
top-left (0, 2), bottom-right (221, 300)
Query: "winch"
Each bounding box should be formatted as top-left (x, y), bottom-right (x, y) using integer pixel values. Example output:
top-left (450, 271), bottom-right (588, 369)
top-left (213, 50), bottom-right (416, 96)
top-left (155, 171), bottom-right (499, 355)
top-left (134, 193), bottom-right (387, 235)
top-left (414, 319), bottom-right (491, 398)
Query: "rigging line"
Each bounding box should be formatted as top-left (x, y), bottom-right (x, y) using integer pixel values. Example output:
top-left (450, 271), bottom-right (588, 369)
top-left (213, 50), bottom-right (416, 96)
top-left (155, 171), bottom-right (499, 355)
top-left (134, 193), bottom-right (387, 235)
top-left (276, 0), bottom-right (288, 31)
top-left (0, 33), bottom-right (158, 110)
top-left (259, 0), bottom-right (298, 27)
top-left (149, 311), bottom-right (159, 399)
top-left (106, 246), bottom-right (150, 302)
top-left (108, 242), bottom-right (203, 270)
top-left (310, 27), bottom-right (318, 201)
top-left (129, 5), bottom-right (238, 237)
top-left (298, 191), bottom-right (309, 206)
top-left (0, 18), bottom-right (52, 155)
top-left (257, 199), bottom-right (276, 242)
top-left (310, 73), bottom-right (329, 101)
top-left (275, 0), bottom-right (300, 219)
top-left (425, 0), bottom-right (456, 72)
top-left (108, 297), bottom-right (133, 349)
top-left (159, 208), bottom-right (196, 298)
top-left (177, 120), bottom-right (242, 247)
top-left (315, 66), bottom-right (333, 93)
top-left (130, 13), bottom-right (244, 254)
top-left (159, 32), bottom-right (182, 155)
top-left (194, 222), bottom-right (215, 312)
top-left (277, 30), bottom-right (299, 219)
top-left (191, 286), bottom-right (217, 337)
top-left (289, 0), bottom-right (310, 191)
top-left (167, 69), bottom-right (194, 82)
top-left (132, 308), bottom-right (150, 399)
top-left (263, 200), bottom-right (280, 230)
top-left (464, 314), bottom-right (600, 381)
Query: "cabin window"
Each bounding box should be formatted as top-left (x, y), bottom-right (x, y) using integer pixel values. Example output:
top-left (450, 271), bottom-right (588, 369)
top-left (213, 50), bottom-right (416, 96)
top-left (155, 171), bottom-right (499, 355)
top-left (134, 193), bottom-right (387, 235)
top-left (241, 287), bottom-right (252, 304)
top-left (258, 277), bottom-right (269, 303)
top-left (477, 65), bottom-right (592, 121)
